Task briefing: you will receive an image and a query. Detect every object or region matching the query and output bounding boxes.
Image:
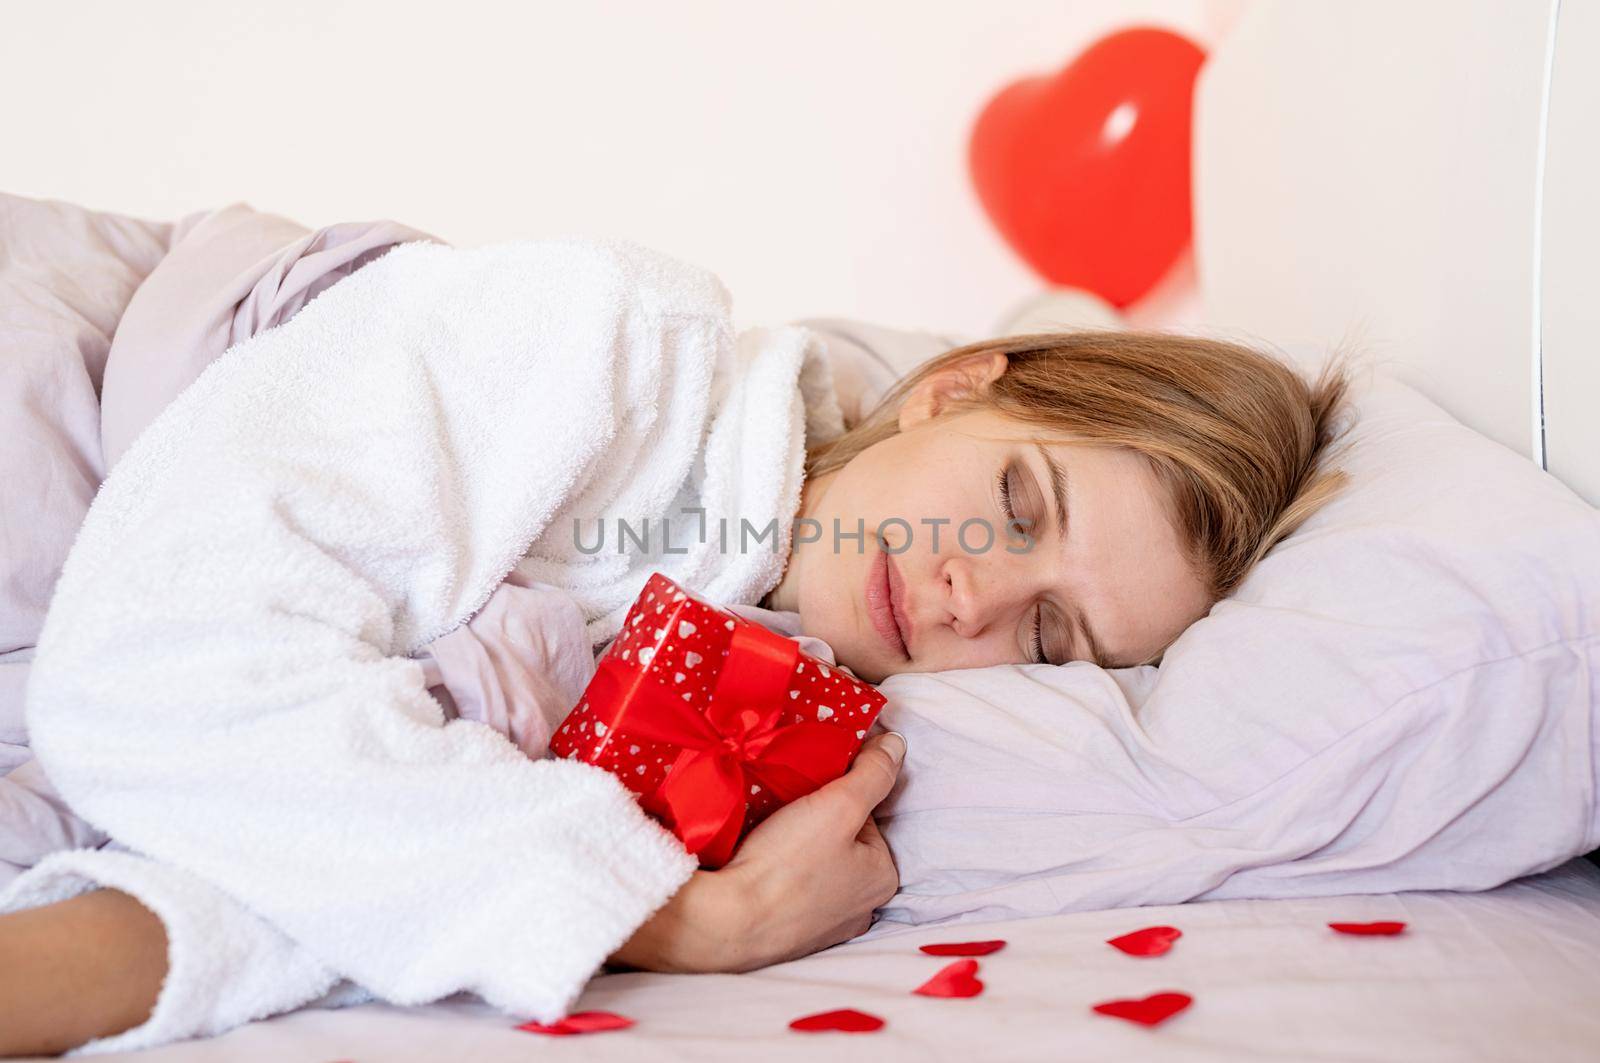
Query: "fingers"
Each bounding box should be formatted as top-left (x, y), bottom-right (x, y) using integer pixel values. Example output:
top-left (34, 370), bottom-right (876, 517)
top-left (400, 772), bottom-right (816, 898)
top-left (854, 815), bottom-right (889, 855)
top-left (820, 732), bottom-right (906, 822)
top-left (854, 817), bottom-right (900, 905)
top-left (731, 731), bottom-right (905, 869)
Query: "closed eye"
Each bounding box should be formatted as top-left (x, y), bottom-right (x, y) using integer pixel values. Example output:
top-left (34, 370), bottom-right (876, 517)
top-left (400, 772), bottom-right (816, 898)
top-left (996, 466), bottom-right (1049, 664)
top-left (1028, 609), bottom-right (1047, 664)
top-left (995, 466), bottom-right (1015, 521)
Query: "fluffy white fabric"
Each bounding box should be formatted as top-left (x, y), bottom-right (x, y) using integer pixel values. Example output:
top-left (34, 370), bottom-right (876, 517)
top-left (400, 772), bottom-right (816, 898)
top-left (1, 238), bottom-right (841, 1053)
top-left (872, 364), bottom-right (1600, 929)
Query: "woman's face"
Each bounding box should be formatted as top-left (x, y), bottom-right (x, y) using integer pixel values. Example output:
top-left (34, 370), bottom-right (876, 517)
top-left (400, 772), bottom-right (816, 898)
top-left (787, 355), bottom-right (1213, 683)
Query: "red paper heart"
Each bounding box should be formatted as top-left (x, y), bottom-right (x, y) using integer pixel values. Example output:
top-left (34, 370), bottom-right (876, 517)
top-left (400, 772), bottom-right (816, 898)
top-left (912, 958), bottom-right (984, 998)
top-left (789, 1008), bottom-right (886, 1033)
top-left (1329, 921), bottom-right (1407, 936)
top-left (1107, 925), bottom-right (1182, 957)
top-left (516, 1010), bottom-right (635, 1036)
top-left (919, 939), bottom-right (1007, 957)
top-left (1092, 991), bottom-right (1192, 1027)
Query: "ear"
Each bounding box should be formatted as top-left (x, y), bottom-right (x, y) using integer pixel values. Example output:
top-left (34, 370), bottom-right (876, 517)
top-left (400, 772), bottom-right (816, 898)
top-left (897, 351), bottom-right (1008, 431)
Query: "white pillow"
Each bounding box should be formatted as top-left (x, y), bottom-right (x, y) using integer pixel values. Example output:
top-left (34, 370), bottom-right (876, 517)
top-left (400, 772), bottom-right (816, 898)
top-left (872, 365), bottom-right (1600, 928)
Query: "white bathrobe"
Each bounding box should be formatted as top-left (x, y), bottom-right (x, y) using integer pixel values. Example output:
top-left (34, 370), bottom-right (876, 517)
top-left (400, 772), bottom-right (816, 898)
top-left (0, 238), bottom-right (848, 1054)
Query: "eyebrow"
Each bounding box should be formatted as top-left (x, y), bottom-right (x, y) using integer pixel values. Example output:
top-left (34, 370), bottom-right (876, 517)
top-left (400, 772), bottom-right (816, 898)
top-left (1031, 442), bottom-right (1114, 669)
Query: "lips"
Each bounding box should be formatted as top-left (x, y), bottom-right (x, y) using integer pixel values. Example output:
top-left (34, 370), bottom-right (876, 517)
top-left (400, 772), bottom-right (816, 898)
top-left (885, 549), bottom-right (914, 656)
top-left (865, 546), bottom-right (910, 660)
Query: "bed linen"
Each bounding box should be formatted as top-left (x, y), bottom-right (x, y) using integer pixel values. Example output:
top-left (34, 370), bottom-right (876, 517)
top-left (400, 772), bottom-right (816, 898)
top-left (0, 195), bottom-right (168, 777)
top-left (47, 856), bottom-right (1600, 1063)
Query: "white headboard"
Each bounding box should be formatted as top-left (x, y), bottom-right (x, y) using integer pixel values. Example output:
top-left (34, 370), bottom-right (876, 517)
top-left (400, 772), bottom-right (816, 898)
top-left (1193, 0), bottom-right (1599, 507)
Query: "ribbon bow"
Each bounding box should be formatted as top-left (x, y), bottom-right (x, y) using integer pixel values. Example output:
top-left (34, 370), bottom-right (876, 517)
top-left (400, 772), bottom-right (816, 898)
top-left (587, 620), bottom-right (857, 866)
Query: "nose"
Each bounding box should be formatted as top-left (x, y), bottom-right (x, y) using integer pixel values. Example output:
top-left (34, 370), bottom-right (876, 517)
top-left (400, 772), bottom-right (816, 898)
top-left (942, 552), bottom-right (1030, 640)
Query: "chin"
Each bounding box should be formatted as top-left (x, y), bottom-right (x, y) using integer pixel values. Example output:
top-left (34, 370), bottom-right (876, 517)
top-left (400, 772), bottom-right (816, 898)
top-left (798, 611), bottom-right (878, 683)
top-left (830, 637), bottom-right (893, 684)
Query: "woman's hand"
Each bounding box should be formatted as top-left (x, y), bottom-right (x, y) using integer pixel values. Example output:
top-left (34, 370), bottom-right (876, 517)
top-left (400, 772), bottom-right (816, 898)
top-left (609, 731), bottom-right (906, 974)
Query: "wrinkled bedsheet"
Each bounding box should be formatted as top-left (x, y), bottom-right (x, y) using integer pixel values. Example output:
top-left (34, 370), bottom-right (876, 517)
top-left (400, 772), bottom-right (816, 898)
top-left (65, 857), bottom-right (1600, 1062)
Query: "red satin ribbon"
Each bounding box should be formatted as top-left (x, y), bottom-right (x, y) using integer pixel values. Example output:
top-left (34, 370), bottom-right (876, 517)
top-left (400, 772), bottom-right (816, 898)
top-left (587, 621), bottom-right (857, 866)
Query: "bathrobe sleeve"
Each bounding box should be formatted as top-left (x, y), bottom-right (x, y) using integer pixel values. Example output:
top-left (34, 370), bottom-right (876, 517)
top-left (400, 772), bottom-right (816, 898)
top-left (0, 848), bottom-right (353, 1056)
top-left (13, 241), bottom-right (716, 1052)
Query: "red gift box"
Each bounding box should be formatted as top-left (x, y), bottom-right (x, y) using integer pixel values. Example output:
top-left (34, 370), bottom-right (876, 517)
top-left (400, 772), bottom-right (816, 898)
top-left (550, 572), bottom-right (887, 868)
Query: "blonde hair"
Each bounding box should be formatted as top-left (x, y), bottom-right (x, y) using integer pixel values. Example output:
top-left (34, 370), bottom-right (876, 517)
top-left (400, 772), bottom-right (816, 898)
top-left (806, 330), bottom-right (1359, 663)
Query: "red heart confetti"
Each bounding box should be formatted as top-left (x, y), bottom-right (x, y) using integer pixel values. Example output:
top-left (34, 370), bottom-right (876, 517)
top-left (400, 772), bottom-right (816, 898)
top-left (789, 1008), bottom-right (887, 1033)
top-left (919, 939), bottom-right (1007, 957)
top-left (1107, 925), bottom-right (1182, 957)
top-left (912, 958), bottom-right (985, 998)
top-left (1329, 921), bottom-right (1407, 936)
top-left (1091, 991), bottom-right (1192, 1027)
top-left (516, 1010), bottom-right (635, 1036)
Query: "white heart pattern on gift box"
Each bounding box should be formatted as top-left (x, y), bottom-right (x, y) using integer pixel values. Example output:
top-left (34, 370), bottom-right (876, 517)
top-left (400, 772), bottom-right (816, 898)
top-left (549, 573), bottom-right (888, 834)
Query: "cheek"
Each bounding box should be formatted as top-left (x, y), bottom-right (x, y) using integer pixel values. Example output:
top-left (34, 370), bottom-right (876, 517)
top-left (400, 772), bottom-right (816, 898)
top-left (920, 628), bottom-right (1018, 674)
top-left (799, 537), bottom-right (862, 630)
top-left (797, 581), bottom-right (867, 675)
top-left (836, 432), bottom-right (947, 511)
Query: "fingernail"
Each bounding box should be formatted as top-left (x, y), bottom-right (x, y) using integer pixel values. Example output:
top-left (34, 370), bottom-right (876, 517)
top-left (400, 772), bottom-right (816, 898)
top-left (882, 731), bottom-right (908, 764)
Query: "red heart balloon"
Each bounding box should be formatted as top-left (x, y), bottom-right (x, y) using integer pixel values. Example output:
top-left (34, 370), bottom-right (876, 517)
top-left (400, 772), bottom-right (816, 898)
top-left (919, 939), bottom-right (1008, 957)
top-left (968, 27), bottom-right (1206, 307)
top-left (1329, 921), bottom-right (1407, 936)
top-left (789, 1008), bottom-right (887, 1033)
top-left (1092, 991), bottom-right (1193, 1027)
top-left (1107, 925), bottom-right (1182, 956)
top-left (912, 958), bottom-right (985, 998)
top-left (516, 1010), bottom-right (634, 1036)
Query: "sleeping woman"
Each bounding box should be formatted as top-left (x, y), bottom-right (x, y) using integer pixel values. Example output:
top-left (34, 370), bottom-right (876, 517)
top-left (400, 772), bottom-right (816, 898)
top-left (0, 239), bottom-right (1352, 1057)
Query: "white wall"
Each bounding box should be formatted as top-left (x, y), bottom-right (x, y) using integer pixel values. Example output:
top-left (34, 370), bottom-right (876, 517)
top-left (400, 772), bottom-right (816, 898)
top-left (1195, 0), bottom-right (1554, 461)
top-left (3, 0), bottom-right (1225, 337)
